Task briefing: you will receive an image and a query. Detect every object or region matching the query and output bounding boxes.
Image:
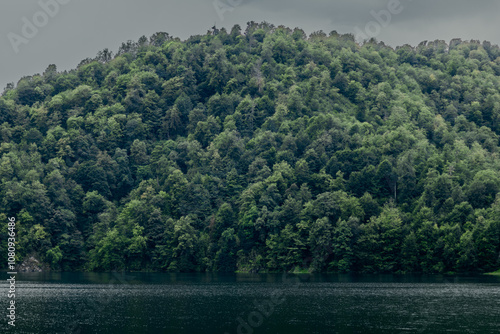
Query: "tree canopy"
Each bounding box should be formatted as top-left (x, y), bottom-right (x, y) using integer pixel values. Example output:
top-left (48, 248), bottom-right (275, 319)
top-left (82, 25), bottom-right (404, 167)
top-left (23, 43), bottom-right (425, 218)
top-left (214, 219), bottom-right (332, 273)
top-left (1, 23), bottom-right (500, 274)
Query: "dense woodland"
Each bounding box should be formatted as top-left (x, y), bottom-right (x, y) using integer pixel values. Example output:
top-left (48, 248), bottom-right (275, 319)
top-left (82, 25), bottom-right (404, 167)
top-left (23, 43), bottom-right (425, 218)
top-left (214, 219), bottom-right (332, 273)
top-left (1, 22), bottom-right (500, 274)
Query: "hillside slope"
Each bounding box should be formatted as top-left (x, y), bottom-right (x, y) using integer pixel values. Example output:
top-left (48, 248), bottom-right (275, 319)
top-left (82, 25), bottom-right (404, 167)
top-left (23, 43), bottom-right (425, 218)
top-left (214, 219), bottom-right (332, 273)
top-left (1, 22), bottom-right (500, 273)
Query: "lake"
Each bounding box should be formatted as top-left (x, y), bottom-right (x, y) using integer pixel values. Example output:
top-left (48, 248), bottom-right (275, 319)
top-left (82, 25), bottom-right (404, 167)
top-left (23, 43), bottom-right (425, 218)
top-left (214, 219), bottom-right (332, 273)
top-left (1, 272), bottom-right (500, 333)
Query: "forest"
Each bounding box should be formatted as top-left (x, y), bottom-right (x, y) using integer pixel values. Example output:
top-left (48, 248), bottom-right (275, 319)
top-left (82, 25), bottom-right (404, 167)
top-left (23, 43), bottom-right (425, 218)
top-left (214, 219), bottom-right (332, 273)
top-left (1, 22), bottom-right (500, 274)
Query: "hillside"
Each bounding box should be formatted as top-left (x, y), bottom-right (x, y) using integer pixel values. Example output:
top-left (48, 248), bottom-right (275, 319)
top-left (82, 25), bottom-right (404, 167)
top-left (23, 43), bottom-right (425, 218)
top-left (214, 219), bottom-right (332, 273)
top-left (1, 22), bottom-right (500, 273)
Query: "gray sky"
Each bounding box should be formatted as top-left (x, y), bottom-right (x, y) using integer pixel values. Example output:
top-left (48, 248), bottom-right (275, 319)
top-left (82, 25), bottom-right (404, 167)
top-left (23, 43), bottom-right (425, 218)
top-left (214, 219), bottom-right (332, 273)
top-left (1, 0), bottom-right (500, 90)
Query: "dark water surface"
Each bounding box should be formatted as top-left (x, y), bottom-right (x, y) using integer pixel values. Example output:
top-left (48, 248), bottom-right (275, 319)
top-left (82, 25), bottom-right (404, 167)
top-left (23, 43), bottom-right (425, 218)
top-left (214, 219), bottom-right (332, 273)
top-left (1, 272), bottom-right (500, 333)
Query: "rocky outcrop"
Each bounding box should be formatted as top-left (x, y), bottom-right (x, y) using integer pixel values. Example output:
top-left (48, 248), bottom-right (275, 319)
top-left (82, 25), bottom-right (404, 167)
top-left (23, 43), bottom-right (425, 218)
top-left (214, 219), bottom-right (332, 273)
top-left (17, 255), bottom-right (50, 272)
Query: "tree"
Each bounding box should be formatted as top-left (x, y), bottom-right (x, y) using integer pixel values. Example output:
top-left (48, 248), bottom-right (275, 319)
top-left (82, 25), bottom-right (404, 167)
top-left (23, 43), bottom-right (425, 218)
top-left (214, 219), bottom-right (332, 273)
top-left (88, 228), bottom-right (128, 271)
top-left (330, 218), bottom-right (356, 272)
top-left (467, 170), bottom-right (500, 208)
top-left (215, 228), bottom-right (240, 272)
top-left (307, 217), bottom-right (333, 271)
top-left (46, 246), bottom-right (63, 268)
top-left (357, 205), bottom-right (403, 272)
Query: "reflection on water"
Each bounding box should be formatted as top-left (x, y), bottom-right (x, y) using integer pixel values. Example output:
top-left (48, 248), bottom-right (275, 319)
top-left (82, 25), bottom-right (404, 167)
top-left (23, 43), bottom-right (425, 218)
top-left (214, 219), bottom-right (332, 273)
top-left (1, 272), bottom-right (499, 334)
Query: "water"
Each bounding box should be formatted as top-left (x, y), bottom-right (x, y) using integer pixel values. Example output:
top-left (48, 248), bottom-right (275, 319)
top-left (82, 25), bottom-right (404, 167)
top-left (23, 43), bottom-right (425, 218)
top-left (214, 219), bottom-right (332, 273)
top-left (1, 272), bottom-right (500, 333)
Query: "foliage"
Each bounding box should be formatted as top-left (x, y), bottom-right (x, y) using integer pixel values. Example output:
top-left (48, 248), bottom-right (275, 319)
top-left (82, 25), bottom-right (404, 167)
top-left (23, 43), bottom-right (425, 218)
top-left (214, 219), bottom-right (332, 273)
top-left (1, 24), bottom-right (500, 273)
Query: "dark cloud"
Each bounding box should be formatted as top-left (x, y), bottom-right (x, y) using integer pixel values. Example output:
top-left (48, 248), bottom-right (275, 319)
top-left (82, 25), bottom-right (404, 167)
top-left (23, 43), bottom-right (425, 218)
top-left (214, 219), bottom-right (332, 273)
top-left (1, 0), bottom-right (499, 90)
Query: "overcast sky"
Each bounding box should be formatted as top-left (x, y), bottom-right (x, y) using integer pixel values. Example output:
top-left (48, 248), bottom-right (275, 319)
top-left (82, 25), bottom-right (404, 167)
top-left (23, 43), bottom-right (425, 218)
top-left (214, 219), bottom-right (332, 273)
top-left (1, 0), bottom-right (499, 90)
